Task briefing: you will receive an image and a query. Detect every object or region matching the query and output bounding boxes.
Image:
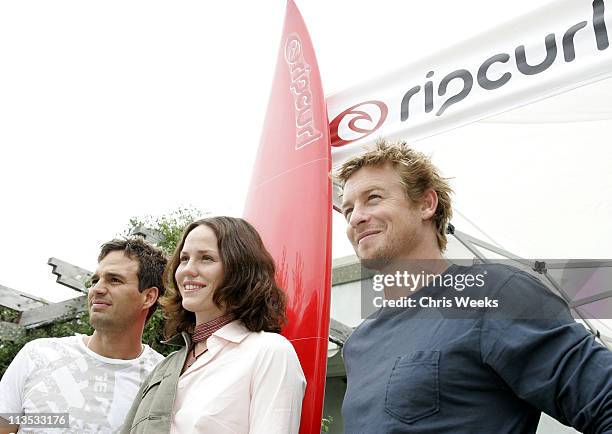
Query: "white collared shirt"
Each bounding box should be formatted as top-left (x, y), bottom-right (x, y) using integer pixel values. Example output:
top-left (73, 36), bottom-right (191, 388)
top-left (171, 320), bottom-right (306, 434)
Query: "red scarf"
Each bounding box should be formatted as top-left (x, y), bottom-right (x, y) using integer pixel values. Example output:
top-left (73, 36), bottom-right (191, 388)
top-left (192, 313), bottom-right (235, 343)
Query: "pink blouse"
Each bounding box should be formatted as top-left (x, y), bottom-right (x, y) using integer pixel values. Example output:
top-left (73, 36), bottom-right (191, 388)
top-left (171, 320), bottom-right (306, 434)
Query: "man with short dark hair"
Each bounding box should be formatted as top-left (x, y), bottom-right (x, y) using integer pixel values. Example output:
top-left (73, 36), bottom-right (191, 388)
top-left (336, 139), bottom-right (612, 433)
top-left (0, 238), bottom-right (166, 433)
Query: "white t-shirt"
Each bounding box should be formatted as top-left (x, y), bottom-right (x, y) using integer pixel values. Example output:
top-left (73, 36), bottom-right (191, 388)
top-left (0, 335), bottom-right (163, 433)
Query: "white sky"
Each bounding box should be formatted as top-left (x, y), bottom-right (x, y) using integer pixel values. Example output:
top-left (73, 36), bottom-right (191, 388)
top-left (1, 0), bottom-right (604, 304)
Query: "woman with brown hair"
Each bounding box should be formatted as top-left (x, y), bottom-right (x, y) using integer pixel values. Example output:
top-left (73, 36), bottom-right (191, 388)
top-left (121, 216), bottom-right (306, 434)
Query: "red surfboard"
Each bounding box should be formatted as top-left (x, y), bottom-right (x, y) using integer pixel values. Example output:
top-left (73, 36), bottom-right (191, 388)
top-left (243, 1), bottom-right (332, 433)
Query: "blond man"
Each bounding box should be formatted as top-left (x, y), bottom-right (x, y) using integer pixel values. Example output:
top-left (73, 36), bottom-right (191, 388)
top-left (336, 140), bottom-right (612, 434)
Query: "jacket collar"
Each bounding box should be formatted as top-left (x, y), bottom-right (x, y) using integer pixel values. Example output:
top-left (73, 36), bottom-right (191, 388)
top-left (162, 331), bottom-right (191, 347)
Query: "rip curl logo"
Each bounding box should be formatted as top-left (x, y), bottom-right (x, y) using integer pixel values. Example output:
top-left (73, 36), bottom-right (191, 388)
top-left (329, 0), bottom-right (609, 148)
top-left (329, 100), bottom-right (388, 147)
top-left (284, 33), bottom-right (323, 150)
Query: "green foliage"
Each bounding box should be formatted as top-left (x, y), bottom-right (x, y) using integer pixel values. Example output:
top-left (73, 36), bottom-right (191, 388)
top-left (26, 312), bottom-right (94, 341)
top-left (0, 306), bottom-right (19, 323)
top-left (0, 207), bottom-right (206, 376)
top-left (125, 207), bottom-right (207, 256)
top-left (321, 415), bottom-right (334, 432)
top-left (142, 310), bottom-right (174, 357)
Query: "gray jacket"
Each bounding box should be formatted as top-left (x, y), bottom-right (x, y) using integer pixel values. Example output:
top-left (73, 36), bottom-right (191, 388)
top-left (120, 332), bottom-right (190, 434)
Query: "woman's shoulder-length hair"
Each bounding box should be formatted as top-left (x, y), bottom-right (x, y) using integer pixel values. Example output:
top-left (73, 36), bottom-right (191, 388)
top-left (159, 216), bottom-right (287, 339)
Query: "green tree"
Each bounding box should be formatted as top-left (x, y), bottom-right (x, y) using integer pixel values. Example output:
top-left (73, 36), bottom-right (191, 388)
top-left (126, 207), bottom-right (205, 256)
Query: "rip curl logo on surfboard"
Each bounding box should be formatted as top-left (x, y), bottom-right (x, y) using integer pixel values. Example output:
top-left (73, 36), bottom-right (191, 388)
top-left (285, 33), bottom-right (323, 150)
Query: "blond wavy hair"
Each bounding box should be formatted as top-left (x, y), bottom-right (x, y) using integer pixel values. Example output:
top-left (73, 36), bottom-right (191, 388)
top-left (334, 139), bottom-right (453, 251)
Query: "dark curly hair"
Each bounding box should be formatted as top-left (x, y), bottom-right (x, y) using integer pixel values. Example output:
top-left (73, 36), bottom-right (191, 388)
top-left (160, 216), bottom-right (287, 339)
top-left (98, 238), bottom-right (167, 322)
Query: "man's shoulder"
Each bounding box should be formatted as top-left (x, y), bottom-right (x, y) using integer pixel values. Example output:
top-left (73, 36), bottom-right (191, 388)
top-left (141, 345), bottom-right (165, 364)
top-left (21, 334), bottom-right (80, 352)
top-left (456, 261), bottom-right (527, 280)
top-left (461, 262), bottom-right (571, 320)
top-left (343, 315), bottom-right (378, 354)
top-left (2, 336), bottom-right (81, 380)
top-left (455, 262), bottom-right (551, 294)
top-left (143, 344), bottom-right (164, 360)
